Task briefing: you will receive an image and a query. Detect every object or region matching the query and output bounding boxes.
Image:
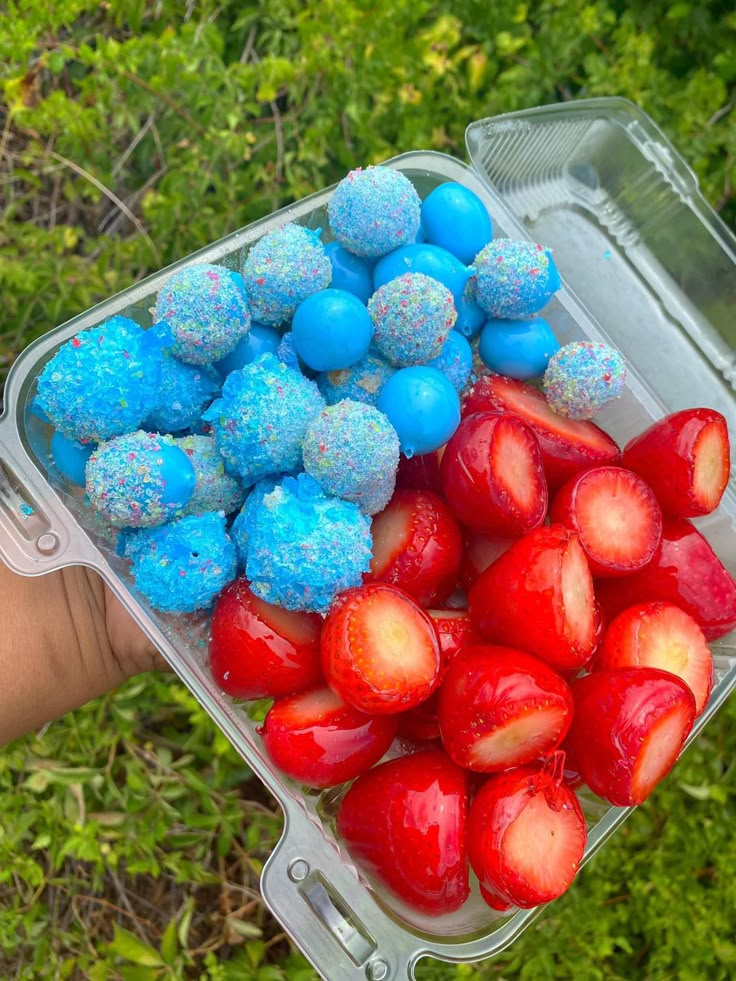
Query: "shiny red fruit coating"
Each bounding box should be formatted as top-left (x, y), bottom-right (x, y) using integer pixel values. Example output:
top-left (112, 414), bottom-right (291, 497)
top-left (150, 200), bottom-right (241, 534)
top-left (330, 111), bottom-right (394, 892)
top-left (440, 412), bottom-right (547, 536)
top-left (462, 374), bottom-right (621, 492)
top-left (260, 686), bottom-right (397, 789)
top-left (367, 489), bottom-right (463, 607)
top-left (209, 579), bottom-right (323, 699)
top-left (459, 530), bottom-right (516, 592)
top-left (595, 517), bottom-right (736, 641)
top-left (622, 408), bottom-right (730, 517)
top-left (438, 645), bottom-right (574, 772)
top-left (469, 525), bottom-right (600, 671)
top-left (468, 753), bottom-right (587, 910)
top-left (395, 447), bottom-right (445, 494)
top-left (566, 667), bottom-right (696, 806)
top-left (336, 749), bottom-right (470, 914)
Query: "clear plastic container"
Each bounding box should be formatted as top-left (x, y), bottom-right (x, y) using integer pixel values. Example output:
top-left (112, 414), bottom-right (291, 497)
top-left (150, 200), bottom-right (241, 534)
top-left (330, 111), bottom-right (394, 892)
top-left (0, 98), bottom-right (734, 979)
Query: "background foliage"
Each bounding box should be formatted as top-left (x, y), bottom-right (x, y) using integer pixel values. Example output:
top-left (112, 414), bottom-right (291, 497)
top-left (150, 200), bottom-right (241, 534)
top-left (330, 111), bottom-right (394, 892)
top-left (1, 0), bottom-right (735, 977)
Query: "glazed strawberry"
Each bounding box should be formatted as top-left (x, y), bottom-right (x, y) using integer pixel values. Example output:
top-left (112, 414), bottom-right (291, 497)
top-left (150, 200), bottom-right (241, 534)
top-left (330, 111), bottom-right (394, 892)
top-left (566, 667), bottom-right (696, 805)
top-left (395, 447), bottom-right (445, 494)
top-left (595, 601), bottom-right (713, 716)
top-left (321, 583), bottom-right (441, 714)
top-left (596, 517), bottom-right (736, 640)
top-left (469, 525), bottom-right (600, 671)
top-left (622, 408), bottom-right (730, 517)
top-left (459, 530), bottom-right (516, 591)
top-left (209, 579), bottom-right (323, 699)
top-left (462, 374), bottom-right (621, 491)
top-left (336, 749), bottom-right (470, 913)
top-left (440, 412), bottom-right (547, 536)
top-left (549, 466), bottom-right (662, 577)
top-left (468, 752), bottom-right (587, 911)
top-left (438, 645), bottom-right (573, 771)
top-left (367, 489), bottom-right (462, 606)
top-left (260, 686), bottom-right (397, 788)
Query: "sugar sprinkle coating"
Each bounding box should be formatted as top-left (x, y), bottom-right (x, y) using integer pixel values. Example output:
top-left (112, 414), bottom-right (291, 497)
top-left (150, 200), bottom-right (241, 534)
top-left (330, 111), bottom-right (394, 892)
top-left (317, 352), bottom-right (394, 407)
top-left (427, 330), bottom-right (474, 393)
top-left (154, 263), bottom-right (250, 365)
top-left (276, 331), bottom-right (302, 373)
top-left (86, 430), bottom-right (196, 528)
top-left (229, 476), bottom-right (281, 569)
top-left (146, 353), bottom-right (221, 433)
top-left (246, 473), bottom-right (372, 612)
top-left (368, 272), bottom-right (456, 367)
top-left (474, 239), bottom-right (561, 319)
top-left (543, 341), bottom-right (626, 420)
top-left (242, 223), bottom-right (332, 326)
top-left (36, 316), bottom-right (163, 442)
top-left (203, 353), bottom-right (325, 486)
top-left (123, 512), bottom-right (237, 614)
top-left (328, 166), bottom-right (421, 259)
top-left (174, 435), bottom-right (245, 516)
top-left (302, 400), bottom-right (400, 515)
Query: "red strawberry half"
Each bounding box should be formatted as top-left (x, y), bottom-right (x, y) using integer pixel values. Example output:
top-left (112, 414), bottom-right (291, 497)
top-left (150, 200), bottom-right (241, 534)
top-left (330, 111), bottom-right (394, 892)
top-left (549, 466), bottom-right (662, 577)
top-left (321, 583), bottom-right (440, 714)
top-left (459, 530), bottom-right (516, 592)
top-left (395, 447), bottom-right (445, 494)
top-left (622, 408), bottom-right (730, 517)
top-left (462, 374), bottom-right (621, 491)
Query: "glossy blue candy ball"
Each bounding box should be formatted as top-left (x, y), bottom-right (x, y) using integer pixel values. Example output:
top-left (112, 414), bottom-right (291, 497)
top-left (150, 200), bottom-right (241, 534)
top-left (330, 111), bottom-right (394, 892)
top-left (427, 331), bottom-right (474, 393)
top-left (377, 366), bottom-right (460, 457)
top-left (292, 289), bottom-right (373, 372)
top-left (215, 323), bottom-right (281, 378)
top-left (324, 242), bottom-right (373, 304)
top-left (50, 431), bottom-right (95, 487)
top-left (454, 287), bottom-right (486, 339)
top-left (373, 243), bottom-right (472, 307)
top-left (420, 182), bottom-right (493, 265)
top-left (479, 316), bottom-right (561, 380)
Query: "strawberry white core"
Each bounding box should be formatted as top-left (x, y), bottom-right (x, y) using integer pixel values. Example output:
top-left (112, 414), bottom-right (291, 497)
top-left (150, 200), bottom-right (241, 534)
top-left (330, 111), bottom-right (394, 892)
top-left (560, 537), bottom-right (596, 649)
top-left (252, 593), bottom-right (320, 644)
top-left (468, 707), bottom-right (568, 770)
top-left (369, 500), bottom-right (412, 576)
top-left (693, 421), bottom-right (729, 511)
top-left (630, 702), bottom-right (691, 803)
top-left (493, 420), bottom-right (541, 512)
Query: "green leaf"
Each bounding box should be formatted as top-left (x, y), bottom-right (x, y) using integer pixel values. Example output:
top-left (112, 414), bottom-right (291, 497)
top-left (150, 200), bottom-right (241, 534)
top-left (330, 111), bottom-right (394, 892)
top-left (177, 896), bottom-right (195, 950)
top-left (159, 917), bottom-right (178, 966)
top-left (226, 917), bottom-right (263, 941)
top-left (108, 925), bottom-right (165, 968)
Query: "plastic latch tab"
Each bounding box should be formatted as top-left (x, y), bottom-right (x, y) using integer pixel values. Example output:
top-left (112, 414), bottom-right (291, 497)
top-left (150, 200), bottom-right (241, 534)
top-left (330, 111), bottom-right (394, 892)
top-left (298, 870), bottom-right (377, 967)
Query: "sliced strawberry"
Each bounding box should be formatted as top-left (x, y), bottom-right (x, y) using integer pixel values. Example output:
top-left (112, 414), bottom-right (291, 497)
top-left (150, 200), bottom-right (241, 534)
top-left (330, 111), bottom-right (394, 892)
top-left (367, 489), bottom-right (462, 607)
top-left (596, 517), bottom-right (736, 640)
top-left (459, 530), bottom-right (516, 591)
top-left (622, 408), bottom-right (730, 517)
top-left (321, 583), bottom-right (441, 714)
top-left (566, 667), bottom-right (695, 805)
top-left (549, 466), bottom-right (662, 577)
top-left (469, 525), bottom-right (600, 671)
top-left (463, 374), bottom-right (621, 491)
top-left (397, 692), bottom-right (442, 742)
top-left (468, 752), bottom-right (587, 910)
top-left (260, 686), bottom-right (397, 788)
top-left (595, 601), bottom-right (713, 716)
top-left (395, 446), bottom-right (445, 494)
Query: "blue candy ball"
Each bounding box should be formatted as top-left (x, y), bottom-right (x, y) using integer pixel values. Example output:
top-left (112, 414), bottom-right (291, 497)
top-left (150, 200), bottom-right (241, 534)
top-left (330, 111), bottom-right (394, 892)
top-left (215, 322), bottom-right (281, 378)
top-left (427, 331), bottom-right (474, 393)
top-left (324, 242), bottom-right (374, 304)
top-left (454, 283), bottom-right (487, 339)
top-left (373, 243), bottom-right (472, 307)
top-left (479, 316), bottom-right (560, 380)
top-left (474, 239), bottom-right (561, 319)
top-left (175, 435), bottom-right (245, 516)
top-left (368, 272), bottom-right (456, 367)
top-left (229, 476), bottom-right (281, 569)
top-left (377, 366), bottom-right (461, 457)
top-left (328, 166), bottom-right (421, 259)
top-left (50, 431), bottom-right (95, 487)
top-left (146, 353), bottom-right (221, 434)
top-left (292, 289), bottom-right (373, 372)
top-left (154, 263), bottom-right (251, 364)
top-left (420, 182), bottom-right (493, 265)
top-left (317, 352), bottom-right (394, 407)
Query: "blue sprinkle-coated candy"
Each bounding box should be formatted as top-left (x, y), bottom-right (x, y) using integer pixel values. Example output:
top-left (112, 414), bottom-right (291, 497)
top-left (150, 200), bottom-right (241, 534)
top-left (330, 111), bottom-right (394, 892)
top-left (203, 353), bottom-right (325, 486)
top-left (543, 341), bottom-right (626, 420)
top-left (242, 223), bottom-right (332, 326)
top-left (454, 281), bottom-right (486, 339)
top-left (154, 263), bottom-right (251, 365)
top-left (276, 332), bottom-right (302, 373)
top-left (50, 431), bottom-right (95, 487)
top-left (324, 241), bottom-right (374, 304)
top-left (123, 512), bottom-right (237, 614)
top-left (368, 272), bottom-right (456, 367)
top-left (175, 435), bottom-right (245, 516)
top-left (427, 331), bottom-right (474, 393)
top-left (317, 352), bottom-right (394, 407)
top-left (373, 243), bottom-right (473, 307)
top-left (86, 431), bottom-right (196, 528)
top-left (479, 316), bottom-right (560, 380)
top-left (474, 239), bottom-right (561, 319)
top-left (302, 400), bottom-right (400, 515)
top-left (377, 366), bottom-right (461, 457)
top-left (146, 353), bottom-right (221, 433)
top-left (215, 322), bottom-right (281, 378)
top-left (292, 289), bottom-right (374, 372)
top-left (246, 473), bottom-right (372, 613)
top-left (328, 166), bottom-right (421, 259)
top-left (229, 476), bottom-right (281, 569)
top-left (36, 317), bottom-right (163, 442)
top-left (421, 182), bottom-right (493, 265)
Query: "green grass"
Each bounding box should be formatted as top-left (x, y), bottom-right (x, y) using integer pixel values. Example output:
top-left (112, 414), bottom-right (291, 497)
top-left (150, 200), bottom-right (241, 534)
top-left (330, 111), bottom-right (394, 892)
top-left (1, 1), bottom-right (735, 977)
